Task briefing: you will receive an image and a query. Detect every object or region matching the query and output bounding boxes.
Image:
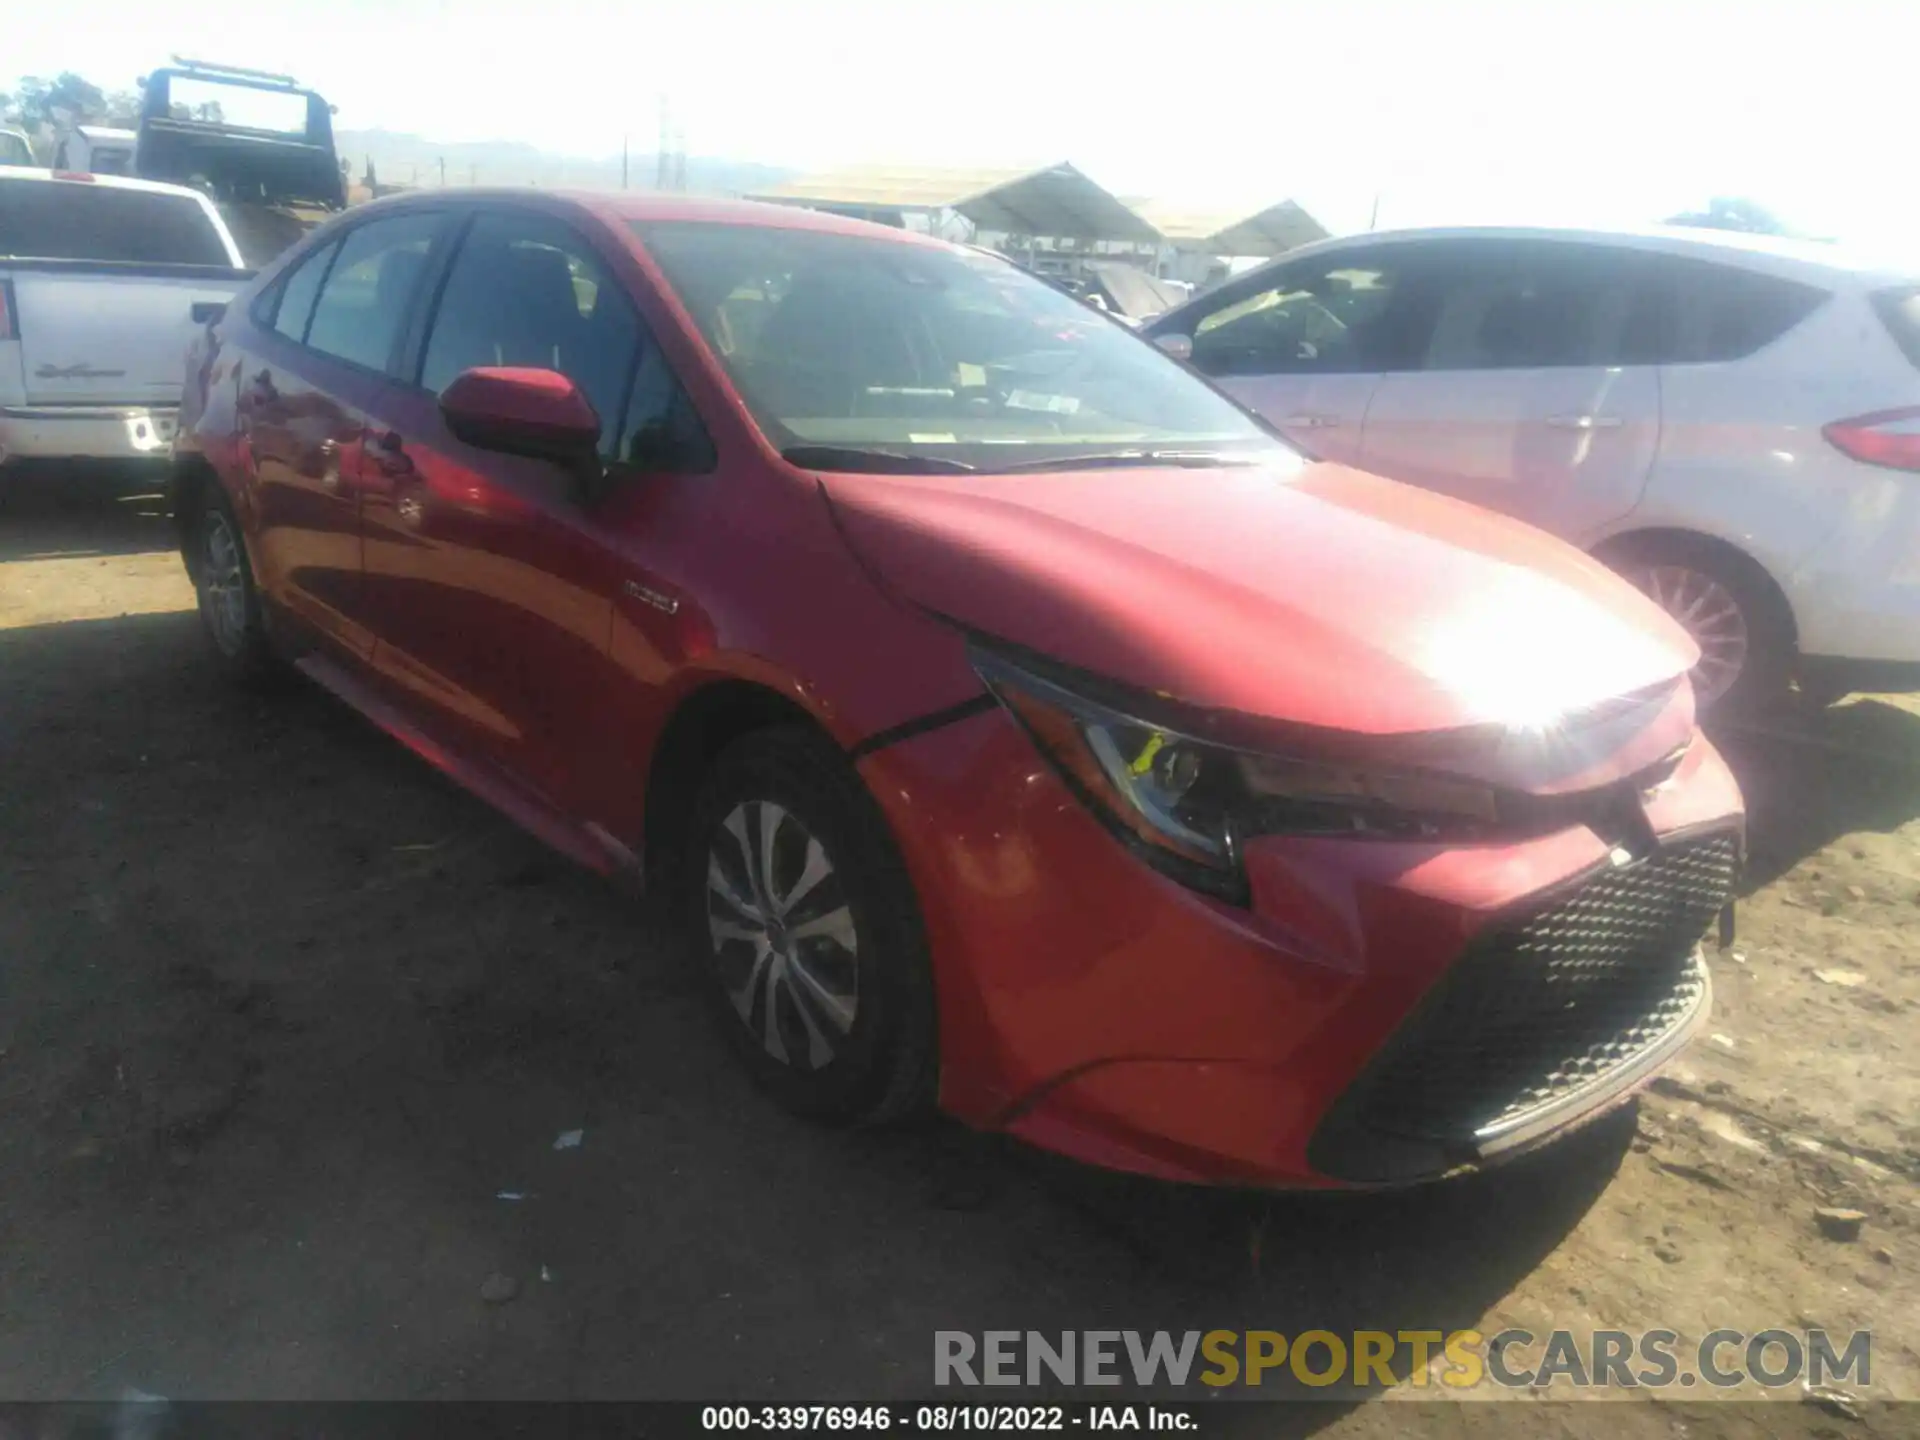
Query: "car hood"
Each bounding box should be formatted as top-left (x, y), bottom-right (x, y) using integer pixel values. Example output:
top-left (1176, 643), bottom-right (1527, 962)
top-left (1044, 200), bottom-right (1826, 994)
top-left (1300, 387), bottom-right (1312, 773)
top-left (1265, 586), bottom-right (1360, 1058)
top-left (821, 457), bottom-right (1701, 790)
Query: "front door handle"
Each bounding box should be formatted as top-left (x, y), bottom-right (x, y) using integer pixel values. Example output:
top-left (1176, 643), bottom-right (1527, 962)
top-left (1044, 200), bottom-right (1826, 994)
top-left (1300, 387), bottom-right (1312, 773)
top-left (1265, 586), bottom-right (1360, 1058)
top-left (1546, 414), bottom-right (1625, 430)
top-left (318, 438), bottom-right (341, 490)
top-left (1283, 413), bottom-right (1341, 429)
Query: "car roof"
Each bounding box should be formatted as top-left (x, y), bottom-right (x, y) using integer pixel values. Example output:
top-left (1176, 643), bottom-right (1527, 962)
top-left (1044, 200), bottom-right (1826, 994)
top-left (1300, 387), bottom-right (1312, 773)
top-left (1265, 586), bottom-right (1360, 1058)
top-left (344, 186), bottom-right (955, 250)
top-left (1184, 222), bottom-right (1918, 297)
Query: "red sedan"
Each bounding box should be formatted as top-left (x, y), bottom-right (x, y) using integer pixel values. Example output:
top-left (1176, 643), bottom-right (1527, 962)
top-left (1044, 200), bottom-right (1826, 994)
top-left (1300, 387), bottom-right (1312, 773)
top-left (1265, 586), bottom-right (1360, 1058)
top-left (172, 191), bottom-right (1743, 1187)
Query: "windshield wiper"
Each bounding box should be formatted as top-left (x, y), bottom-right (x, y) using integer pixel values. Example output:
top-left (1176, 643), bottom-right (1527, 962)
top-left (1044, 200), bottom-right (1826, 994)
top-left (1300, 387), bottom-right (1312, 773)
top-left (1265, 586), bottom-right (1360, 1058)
top-left (782, 444), bottom-right (976, 475)
top-left (988, 449), bottom-right (1264, 474)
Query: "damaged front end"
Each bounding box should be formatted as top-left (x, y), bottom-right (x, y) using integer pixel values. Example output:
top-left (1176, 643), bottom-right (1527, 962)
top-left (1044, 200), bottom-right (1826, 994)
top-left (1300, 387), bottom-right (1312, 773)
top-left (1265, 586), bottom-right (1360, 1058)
top-left (969, 634), bottom-right (1723, 907)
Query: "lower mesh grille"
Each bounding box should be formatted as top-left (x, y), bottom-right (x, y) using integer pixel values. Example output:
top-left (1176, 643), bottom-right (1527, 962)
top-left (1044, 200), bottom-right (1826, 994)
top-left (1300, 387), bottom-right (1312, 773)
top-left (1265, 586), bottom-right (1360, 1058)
top-left (1313, 831), bottom-right (1738, 1180)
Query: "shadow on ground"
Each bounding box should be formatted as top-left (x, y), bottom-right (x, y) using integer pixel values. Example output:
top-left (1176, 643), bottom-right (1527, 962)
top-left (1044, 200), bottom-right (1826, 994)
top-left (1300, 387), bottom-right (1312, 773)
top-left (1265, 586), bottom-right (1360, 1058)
top-left (0, 603), bottom-right (1633, 1424)
top-left (0, 464), bottom-right (176, 562)
top-left (1711, 699), bottom-right (1920, 892)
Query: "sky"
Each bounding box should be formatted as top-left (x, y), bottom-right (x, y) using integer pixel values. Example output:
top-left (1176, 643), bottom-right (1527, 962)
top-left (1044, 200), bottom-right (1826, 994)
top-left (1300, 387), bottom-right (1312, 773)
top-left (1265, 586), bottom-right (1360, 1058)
top-left (9, 0), bottom-right (1917, 245)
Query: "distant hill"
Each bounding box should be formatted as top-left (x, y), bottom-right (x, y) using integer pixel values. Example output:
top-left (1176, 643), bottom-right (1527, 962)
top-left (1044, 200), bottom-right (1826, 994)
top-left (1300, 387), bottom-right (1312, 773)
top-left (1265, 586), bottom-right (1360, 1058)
top-left (334, 128), bottom-right (793, 197)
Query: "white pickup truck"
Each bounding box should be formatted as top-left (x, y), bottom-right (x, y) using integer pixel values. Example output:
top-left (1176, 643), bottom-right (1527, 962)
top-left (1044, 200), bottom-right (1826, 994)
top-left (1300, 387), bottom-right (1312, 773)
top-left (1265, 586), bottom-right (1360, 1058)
top-left (0, 168), bottom-right (249, 469)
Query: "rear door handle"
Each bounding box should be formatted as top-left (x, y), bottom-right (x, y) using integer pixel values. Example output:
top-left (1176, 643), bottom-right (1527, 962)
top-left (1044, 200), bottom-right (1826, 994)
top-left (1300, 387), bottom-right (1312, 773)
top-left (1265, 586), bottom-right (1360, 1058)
top-left (1546, 414), bottom-right (1624, 430)
top-left (372, 429), bottom-right (414, 476)
top-left (1283, 413), bottom-right (1341, 429)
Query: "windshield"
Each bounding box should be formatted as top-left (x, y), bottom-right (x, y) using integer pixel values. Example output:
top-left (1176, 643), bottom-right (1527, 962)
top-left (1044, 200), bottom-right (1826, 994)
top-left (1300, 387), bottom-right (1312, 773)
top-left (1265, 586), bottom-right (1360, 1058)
top-left (631, 219), bottom-right (1287, 472)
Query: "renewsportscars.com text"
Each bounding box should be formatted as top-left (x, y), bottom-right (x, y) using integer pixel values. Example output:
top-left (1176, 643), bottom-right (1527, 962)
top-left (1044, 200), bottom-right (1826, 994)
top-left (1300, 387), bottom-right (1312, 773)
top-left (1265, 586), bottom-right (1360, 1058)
top-left (934, 1329), bottom-right (1872, 1391)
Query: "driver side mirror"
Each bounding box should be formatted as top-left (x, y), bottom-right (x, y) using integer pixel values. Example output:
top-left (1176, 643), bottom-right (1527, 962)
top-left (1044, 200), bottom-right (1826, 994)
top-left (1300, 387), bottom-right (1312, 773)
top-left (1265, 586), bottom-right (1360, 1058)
top-left (439, 366), bottom-right (603, 491)
top-left (1153, 332), bottom-right (1194, 362)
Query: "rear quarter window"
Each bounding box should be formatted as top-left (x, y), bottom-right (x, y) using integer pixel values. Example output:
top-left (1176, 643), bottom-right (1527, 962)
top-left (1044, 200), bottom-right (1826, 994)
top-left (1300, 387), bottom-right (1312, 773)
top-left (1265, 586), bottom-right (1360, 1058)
top-left (1619, 256), bottom-right (1829, 365)
top-left (1871, 288), bottom-right (1920, 371)
top-left (0, 181), bottom-right (231, 265)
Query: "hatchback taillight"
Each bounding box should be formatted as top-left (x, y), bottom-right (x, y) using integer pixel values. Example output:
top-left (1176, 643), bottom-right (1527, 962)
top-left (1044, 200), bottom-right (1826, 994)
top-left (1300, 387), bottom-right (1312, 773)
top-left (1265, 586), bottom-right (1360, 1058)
top-left (1824, 407), bottom-right (1920, 472)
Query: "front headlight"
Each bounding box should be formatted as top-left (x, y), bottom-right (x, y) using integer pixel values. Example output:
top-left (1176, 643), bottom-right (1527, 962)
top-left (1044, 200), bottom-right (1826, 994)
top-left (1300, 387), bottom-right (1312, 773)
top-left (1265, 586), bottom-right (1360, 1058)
top-left (976, 650), bottom-right (1500, 897)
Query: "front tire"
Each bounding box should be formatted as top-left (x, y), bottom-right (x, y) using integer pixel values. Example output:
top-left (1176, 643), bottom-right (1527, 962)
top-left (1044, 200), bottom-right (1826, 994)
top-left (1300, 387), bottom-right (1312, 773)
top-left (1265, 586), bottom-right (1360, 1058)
top-left (680, 727), bottom-right (937, 1125)
top-left (189, 485), bottom-right (277, 686)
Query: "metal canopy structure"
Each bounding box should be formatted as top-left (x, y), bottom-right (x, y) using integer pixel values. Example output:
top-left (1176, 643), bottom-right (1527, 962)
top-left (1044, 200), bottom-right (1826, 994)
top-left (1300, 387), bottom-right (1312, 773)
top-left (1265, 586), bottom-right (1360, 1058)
top-left (1135, 199), bottom-right (1329, 256)
top-left (750, 162), bottom-right (1160, 244)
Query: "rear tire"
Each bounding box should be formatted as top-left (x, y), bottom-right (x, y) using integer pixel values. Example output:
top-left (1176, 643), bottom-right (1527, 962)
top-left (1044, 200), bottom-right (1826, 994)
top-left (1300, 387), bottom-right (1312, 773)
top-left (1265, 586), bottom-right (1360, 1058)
top-left (678, 727), bottom-right (938, 1125)
top-left (188, 485), bottom-right (278, 687)
top-left (1601, 535), bottom-right (1792, 717)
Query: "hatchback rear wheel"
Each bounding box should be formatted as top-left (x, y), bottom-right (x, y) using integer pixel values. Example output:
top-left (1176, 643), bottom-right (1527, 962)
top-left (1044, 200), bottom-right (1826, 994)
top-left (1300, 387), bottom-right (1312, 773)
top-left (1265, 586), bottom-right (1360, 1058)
top-left (680, 727), bottom-right (937, 1124)
top-left (1605, 537), bottom-right (1790, 715)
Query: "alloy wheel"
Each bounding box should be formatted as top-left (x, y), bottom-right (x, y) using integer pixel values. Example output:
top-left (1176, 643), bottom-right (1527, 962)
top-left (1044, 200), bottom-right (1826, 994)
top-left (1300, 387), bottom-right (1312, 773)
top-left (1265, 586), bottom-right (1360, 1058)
top-left (1625, 563), bottom-right (1750, 709)
top-left (705, 800), bottom-right (859, 1071)
top-left (200, 511), bottom-right (249, 658)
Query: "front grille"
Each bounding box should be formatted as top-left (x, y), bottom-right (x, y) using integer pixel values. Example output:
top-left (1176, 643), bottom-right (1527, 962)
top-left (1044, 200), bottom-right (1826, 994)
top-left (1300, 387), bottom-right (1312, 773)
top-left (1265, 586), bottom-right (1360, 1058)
top-left (1311, 831), bottom-right (1738, 1182)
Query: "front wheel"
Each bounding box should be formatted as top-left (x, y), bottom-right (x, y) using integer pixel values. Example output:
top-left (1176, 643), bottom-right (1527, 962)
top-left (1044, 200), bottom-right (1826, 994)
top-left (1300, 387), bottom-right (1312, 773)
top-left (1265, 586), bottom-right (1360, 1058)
top-left (680, 727), bottom-right (938, 1125)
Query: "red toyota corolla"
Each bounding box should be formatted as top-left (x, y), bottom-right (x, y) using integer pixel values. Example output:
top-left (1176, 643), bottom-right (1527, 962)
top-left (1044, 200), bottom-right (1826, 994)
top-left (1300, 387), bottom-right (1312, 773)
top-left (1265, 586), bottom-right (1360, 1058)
top-left (173, 191), bottom-right (1743, 1187)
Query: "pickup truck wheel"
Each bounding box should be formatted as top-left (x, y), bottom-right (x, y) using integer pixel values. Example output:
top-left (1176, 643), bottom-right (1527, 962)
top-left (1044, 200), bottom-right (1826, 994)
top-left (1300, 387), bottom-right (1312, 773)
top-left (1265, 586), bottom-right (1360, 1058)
top-left (191, 488), bottom-right (276, 685)
top-left (681, 727), bottom-right (937, 1126)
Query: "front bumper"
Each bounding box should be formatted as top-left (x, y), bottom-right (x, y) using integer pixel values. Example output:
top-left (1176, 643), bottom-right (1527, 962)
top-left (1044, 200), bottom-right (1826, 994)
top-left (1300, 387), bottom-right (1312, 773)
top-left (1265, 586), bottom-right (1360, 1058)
top-left (861, 707), bottom-right (1744, 1188)
top-left (0, 405), bottom-right (178, 464)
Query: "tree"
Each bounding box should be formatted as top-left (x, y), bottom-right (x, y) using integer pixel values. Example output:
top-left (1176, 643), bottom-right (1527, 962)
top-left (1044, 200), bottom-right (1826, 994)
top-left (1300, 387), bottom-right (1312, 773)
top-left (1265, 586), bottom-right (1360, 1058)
top-left (11, 72), bottom-right (108, 128)
top-left (1665, 196), bottom-right (1791, 236)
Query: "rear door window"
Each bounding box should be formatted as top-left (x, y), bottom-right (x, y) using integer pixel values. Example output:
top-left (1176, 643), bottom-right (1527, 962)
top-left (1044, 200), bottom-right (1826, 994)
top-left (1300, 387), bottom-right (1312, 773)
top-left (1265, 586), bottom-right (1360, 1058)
top-left (1419, 241), bottom-right (1634, 370)
top-left (0, 180), bottom-right (230, 264)
top-left (303, 212), bottom-right (446, 372)
top-left (268, 237), bottom-right (339, 344)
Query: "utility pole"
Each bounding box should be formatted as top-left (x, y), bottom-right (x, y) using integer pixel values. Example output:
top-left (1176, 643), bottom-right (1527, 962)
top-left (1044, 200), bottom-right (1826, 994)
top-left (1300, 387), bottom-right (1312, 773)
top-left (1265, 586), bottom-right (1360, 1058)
top-left (655, 97), bottom-right (670, 190)
top-left (438, 156), bottom-right (446, 188)
top-left (1368, 193), bottom-right (1381, 231)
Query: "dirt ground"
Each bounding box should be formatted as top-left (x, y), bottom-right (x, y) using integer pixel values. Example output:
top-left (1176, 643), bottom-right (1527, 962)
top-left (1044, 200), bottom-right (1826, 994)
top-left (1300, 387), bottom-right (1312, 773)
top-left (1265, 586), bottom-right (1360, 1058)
top-left (1, 471), bottom-right (1915, 1437)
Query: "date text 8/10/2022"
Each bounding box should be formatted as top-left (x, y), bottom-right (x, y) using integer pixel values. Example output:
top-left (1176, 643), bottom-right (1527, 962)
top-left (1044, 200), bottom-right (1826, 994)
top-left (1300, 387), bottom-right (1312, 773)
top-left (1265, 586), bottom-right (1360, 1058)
top-left (701, 1405), bottom-right (1198, 1431)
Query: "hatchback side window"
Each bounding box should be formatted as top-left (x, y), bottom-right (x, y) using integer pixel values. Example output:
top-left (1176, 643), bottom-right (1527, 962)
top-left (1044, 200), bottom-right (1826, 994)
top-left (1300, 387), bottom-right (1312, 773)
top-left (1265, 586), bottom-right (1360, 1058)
top-left (1420, 242), bottom-right (1632, 371)
top-left (1189, 258), bottom-right (1424, 377)
top-left (304, 212), bottom-right (446, 372)
top-left (419, 211), bottom-right (640, 458)
top-left (267, 237), bottom-right (339, 344)
top-left (1620, 256), bottom-right (1829, 365)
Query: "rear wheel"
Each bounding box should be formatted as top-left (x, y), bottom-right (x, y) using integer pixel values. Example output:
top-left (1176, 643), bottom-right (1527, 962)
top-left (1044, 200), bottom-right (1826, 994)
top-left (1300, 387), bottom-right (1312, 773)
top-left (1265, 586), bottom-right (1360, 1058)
top-left (189, 486), bottom-right (277, 686)
top-left (1603, 537), bottom-right (1791, 716)
top-left (680, 727), bottom-right (937, 1125)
